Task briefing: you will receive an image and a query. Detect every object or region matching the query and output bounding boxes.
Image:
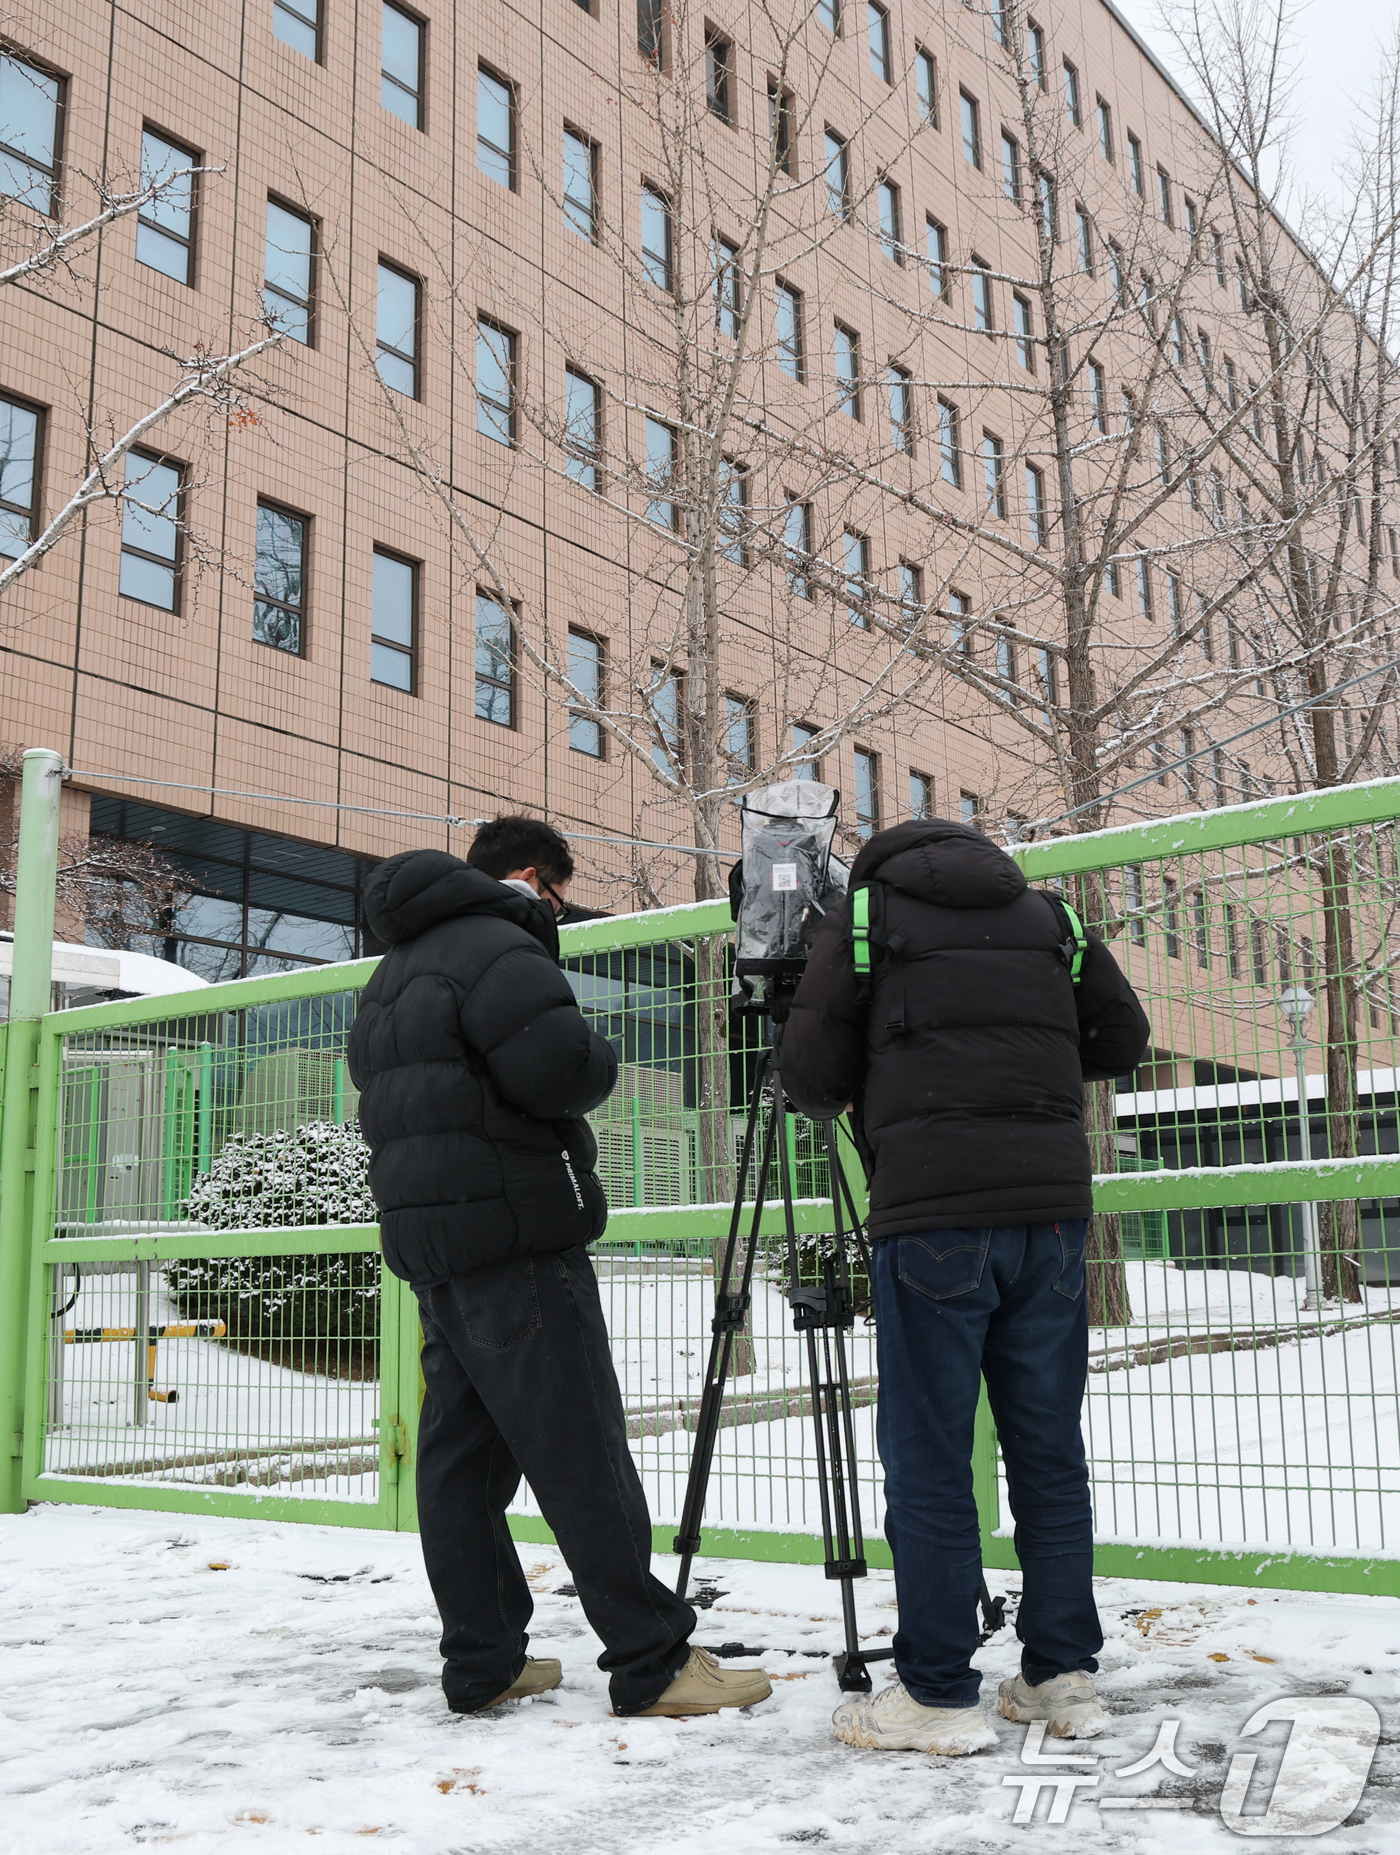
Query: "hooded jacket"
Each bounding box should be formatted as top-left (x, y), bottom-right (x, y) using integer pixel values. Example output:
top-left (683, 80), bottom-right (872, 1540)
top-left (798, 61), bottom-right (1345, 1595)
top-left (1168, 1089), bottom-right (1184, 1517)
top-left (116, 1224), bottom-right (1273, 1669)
top-left (347, 849), bottom-right (616, 1285)
top-left (780, 819), bottom-right (1150, 1236)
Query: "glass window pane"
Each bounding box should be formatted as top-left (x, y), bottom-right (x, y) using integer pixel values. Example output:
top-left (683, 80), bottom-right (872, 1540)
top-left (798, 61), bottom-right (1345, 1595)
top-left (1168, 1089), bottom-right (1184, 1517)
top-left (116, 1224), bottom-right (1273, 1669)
top-left (382, 4), bottom-right (421, 89)
top-left (0, 54), bottom-right (59, 166)
top-left (273, 0), bottom-right (319, 56)
top-left (135, 222), bottom-right (189, 282)
top-left (118, 552), bottom-right (175, 608)
top-left (377, 264), bottom-right (417, 356)
top-left (0, 147), bottom-right (47, 210)
top-left (371, 640), bottom-right (413, 689)
top-left (476, 323), bottom-right (512, 442)
top-left (372, 550), bottom-right (414, 645)
top-left (265, 201), bottom-right (312, 299)
top-left (478, 69), bottom-right (512, 185)
top-left (376, 348), bottom-right (415, 395)
top-left (641, 187), bottom-right (670, 286)
top-left (564, 131), bottom-right (594, 237)
top-left (255, 505), bottom-right (305, 604)
top-left (122, 458), bottom-right (180, 560)
top-left (247, 906), bottom-right (356, 961)
top-left (139, 133), bottom-right (194, 237)
top-left (0, 397), bottom-right (37, 514)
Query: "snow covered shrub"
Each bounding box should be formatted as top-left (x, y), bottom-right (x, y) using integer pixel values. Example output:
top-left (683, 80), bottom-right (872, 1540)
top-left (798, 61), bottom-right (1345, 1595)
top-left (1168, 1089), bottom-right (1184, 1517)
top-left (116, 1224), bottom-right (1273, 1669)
top-left (168, 1122), bottom-right (380, 1366)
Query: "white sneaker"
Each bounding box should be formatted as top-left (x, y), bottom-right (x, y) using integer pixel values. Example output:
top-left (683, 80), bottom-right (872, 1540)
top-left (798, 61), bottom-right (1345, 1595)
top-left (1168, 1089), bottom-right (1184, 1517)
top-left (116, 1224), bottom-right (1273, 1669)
top-left (833, 1678), bottom-right (997, 1755)
top-left (997, 1670), bottom-right (1106, 1738)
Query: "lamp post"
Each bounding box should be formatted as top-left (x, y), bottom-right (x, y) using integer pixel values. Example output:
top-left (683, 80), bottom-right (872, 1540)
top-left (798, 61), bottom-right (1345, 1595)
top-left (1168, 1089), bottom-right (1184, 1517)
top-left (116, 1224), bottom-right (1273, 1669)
top-left (1278, 987), bottom-right (1324, 1312)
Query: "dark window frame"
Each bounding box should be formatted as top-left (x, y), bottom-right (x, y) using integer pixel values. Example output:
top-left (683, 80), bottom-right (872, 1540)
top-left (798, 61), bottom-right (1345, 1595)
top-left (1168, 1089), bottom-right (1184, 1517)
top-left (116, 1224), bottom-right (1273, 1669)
top-left (370, 544), bottom-right (419, 694)
top-left (375, 256), bottom-right (421, 399)
top-left (853, 746), bottom-right (881, 838)
top-left (0, 45), bottom-right (65, 216)
top-left (564, 364), bottom-right (603, 491)
top-left (705, 26), bottom-right (734, 123)
top-left (640, 181), bottom-right (673, 289)
top-left (775, 276), bottom-right (805, 380)
top-left (253, 496), bottom-right (310, 656)
top-left (476, 64), bottom-right (516, 189)
top-left (563, 124), bottom-right (600, 240)
top-left (273, 0), bottom-right (321, 59)
top-left (960, 88), bottom-right (981, 168)
top-left (476, 315), bottom-right (517, 445)
top-left (136, 124), bottom-right (200, 286)
top-left (119, 448), bottom-right (184, 613)
top-left (263, 194), bottom-right (318, 346)
top-left (0, 387), bottom-right (44, 559)
top-left (568, 627), bottom-right (606, 755)
top-left (381, 0), bottom-right (426, 129)
top-left (768, 79), bottom-right (795, 176)
top-left (474, 586), bottom-right (517, 727)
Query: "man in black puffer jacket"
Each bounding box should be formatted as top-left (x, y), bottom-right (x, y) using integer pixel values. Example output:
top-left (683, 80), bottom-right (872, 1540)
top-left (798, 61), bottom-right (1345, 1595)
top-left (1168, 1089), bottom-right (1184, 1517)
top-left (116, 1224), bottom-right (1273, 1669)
top-left (350, 819), bottom-right (768, 1719)
top-left (781, 817), bottom-right (1149, 1755)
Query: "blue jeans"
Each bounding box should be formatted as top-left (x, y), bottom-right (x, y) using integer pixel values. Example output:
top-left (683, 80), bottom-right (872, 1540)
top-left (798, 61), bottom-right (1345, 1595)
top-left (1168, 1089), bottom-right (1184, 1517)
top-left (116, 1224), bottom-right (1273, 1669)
top-left (870, 1222), bottom-right (1102, 1707)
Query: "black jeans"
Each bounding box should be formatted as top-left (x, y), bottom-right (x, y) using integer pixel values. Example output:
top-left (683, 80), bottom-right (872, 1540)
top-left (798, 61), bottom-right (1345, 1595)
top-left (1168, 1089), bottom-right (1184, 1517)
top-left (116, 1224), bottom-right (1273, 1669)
top-left (414, 1247), bottom-right (695, 1714)
top-left (870, 1222), bottom-right (1103, 1707)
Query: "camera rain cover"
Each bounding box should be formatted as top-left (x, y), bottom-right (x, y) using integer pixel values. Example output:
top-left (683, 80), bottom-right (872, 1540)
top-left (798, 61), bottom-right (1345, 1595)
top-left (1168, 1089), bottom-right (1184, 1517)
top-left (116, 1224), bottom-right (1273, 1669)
top-left (736, 779), bottom-right (841, 970)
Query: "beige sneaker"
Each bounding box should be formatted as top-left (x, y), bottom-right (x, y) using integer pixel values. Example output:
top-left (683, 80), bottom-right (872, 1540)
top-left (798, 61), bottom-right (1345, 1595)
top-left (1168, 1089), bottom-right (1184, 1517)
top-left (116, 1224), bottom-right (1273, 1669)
top-left (833, 1679), bottom-right (997, 1755)
top-left (997, 1670), bottom-right (1106, 1738)
top-left (479, 1657), bottom-right (563, 1709)
top-left (631, 1647), bottom-right (772, 1717)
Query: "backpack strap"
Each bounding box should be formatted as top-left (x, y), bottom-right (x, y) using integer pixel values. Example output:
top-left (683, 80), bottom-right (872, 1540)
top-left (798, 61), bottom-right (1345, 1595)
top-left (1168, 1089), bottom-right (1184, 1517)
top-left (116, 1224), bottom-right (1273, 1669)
top-left (849, 882), bottom-right (908, 1036)
top-left (1046, 894), bottom-right (1088, 985)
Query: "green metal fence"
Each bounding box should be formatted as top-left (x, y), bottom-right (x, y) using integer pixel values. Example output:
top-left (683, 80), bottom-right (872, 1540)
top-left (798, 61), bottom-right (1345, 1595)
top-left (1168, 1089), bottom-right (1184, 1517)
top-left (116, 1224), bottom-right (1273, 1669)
top-left (7, 780), bottom-right (1400, 1596)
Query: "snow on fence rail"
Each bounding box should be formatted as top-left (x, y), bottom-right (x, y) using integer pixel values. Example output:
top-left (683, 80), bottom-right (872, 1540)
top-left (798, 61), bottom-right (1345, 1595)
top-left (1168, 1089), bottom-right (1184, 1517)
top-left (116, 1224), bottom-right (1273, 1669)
top-left (9, 779), bottom-right (1400, 1593)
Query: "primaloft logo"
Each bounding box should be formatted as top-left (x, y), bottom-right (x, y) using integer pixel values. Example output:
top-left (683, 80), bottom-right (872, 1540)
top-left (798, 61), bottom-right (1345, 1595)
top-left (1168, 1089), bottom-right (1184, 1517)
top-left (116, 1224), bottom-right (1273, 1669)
top-left (560, 1149), bottom-right (585, 1209)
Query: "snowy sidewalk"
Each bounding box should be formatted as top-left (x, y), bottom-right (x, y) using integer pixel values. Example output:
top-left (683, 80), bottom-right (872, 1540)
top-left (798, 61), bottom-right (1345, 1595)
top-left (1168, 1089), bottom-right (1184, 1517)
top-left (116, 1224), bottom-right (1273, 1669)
top-left (0, 1507), bottom-right (1395, 1854)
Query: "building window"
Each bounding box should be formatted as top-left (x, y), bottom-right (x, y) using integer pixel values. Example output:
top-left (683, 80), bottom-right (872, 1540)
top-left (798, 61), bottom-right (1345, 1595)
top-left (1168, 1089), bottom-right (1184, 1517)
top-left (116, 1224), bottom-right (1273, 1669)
top-left (916, 47), bottom-right (938, 124)
top-left (1185, 196), bottom-right (1198, 240)
top-left (877, 178), bottom-right (902, 261)
top-left (927, 217), bottom-right (949, 300)
top-left (1028, 20), bottom-right (1046, 88)
top-left (371, 548), bottom-right (416, 691)
top-left (960, 90), bottom-right (981, 168)
top-left (650, 664), bottom-right (684, 772)
top-left (937, 398), bottom-right (961, 486)
top-left (477, 67), bottom-right (514, 188)
top-left (1075, 204), bottom-right (1093, 273)
top-left (1157, 166), bottom-right (1172, 225)
top-left (1163, 879), bottom-right (1180, 958)
top-left (949, 588), bottom-right (972, 653)
top-left (136, 129), bottom-right (197, 284)
top-left (1223, 356), bottom-right (1238, 410)
top-left (1135, 555), bottom-right (1153, 616)
top-left (825, 130), bottom-right (850, 218)
top-left (1096, 96), bottom-right (1112, 162)
top-left (1108, 240), bottom-right (1125, 302)
top-left (1198, 590), bottom-right (1214, 660)
top-left (910, 770), bottom-right (933, 818)
top-left (638, 0), bottom-right (665, 65)
top-left (775, 279), bottom-right (804, 379)
top-left (888, 364), bottom-right (912, 454)
top-left (0, 393), bottom-right (41, 558)
top-left (1037, 171), bottom-right (1057, 243)
top-left (792, 723), bottom-right (819, 780)
top-left (1026, 463), bottom-right (1047, 544)
top-left (263, 198), bottom-right (315, 344)
top-left (1001, 130), bottom-right (1021, 204)
top-left (474, 590), bottom-right (515, 726)
top-left (0, 49), bottom-right (62, 214)
top-left (713, 235), bottom-right (741, 335)
top-left (1236, 254), bottom-right (1250, 311)
top-left (854, 748), bottom-right (880, 838)
top-left (719, 458), bottom-right (748, 562)
top-left (1063, 60), bottom-right (1081, 127)
top-left (1127, 131), bottom-right (1143, 195)
top-left (563, 128), bottom-right (598, 240)
top-left (844, 529), bottom-right (870, 627)
top-left (1197, 327), bottom-right (1212, 385)
top-left (1166, 571), bottom-right (1183, 634)
top-left (868, 2), bottom-right (891, 83)
top-left (960, 790), bottom-right (980, 827)
top-left (119, 453), bottom-right (181, 611)
top-left (645, 415), bottom-right (678, 527)
top-left (818, 0), bottom-right (839, 30)
top-left (1036, 646), bottom-right (1056, 718)
top-left (253, 501), bottom-right (308, 654)
top-left (1212, 229), bottom-right (1226, 285)
top-left (724, 694), bottom-right (756, 780)
top-left (899, 559), bottom-right (922, 626)
top-left (1089, 361), bottom-right (1107, 433)
top-left (273, 0), bottom-right (320, 59)
top-left (564, 367), bottom-right (602, 490)
top-left (1171, 313), bottom-right (1186, 365)
top-left (768, 81), bottom-right (795, 176)
top-left (991, 2), bottom-right (1008, 48)
top-left (706, 28), bottom-right (733, 123)
top-left (476, 318), bottom-right (516, 444)
top-left (982, 431), bottom-right (1005, 516)
top-left (568, 630), bottom-right (604, 755)
top-left (375, 261), bottom-right (420, 397)
top-left (1013, 292), bottom-right (1034, 369)
top-left (971, 259), bottom-right (993, 332)
top-left (1126, 867), bottom-right (1146, 945)
top-left (641, 184), bottom-right (672, 289)
top-left (996, 630), bottom-right (1017, 697)
top-left (784, 498), bottom-right (812, 596)
top-left (834, 323), bottom-right (860, 418)
top-left (381, 2), bottom-right (424, 128)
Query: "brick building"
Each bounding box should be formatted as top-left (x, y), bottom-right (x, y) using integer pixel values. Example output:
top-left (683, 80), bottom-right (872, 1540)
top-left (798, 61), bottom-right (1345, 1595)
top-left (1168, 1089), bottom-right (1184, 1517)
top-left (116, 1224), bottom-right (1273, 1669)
top-left (0, 0), bottom-right (1324, 976)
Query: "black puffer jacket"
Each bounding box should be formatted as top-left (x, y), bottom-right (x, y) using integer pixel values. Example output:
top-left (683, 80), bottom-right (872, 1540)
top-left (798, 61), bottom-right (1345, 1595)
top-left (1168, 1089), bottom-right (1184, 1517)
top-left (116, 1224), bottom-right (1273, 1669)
top-left (781, 819), bottom-right (1149, 1235)
top-left (347, 850), bottom-right (616, 1285)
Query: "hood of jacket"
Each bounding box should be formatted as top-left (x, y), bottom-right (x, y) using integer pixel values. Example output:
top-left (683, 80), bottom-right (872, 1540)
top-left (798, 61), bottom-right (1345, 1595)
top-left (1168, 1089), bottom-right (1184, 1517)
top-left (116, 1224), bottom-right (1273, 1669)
top-left (363, 849), bottom-right (558, 953)
top-left (848, 818), bottom-right (1027, 911)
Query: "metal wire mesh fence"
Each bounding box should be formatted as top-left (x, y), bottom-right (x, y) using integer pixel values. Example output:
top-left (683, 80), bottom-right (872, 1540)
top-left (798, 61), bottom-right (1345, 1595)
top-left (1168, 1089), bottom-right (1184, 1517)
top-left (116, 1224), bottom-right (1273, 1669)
top-left (12, 782), bottom-right (1400, 1590)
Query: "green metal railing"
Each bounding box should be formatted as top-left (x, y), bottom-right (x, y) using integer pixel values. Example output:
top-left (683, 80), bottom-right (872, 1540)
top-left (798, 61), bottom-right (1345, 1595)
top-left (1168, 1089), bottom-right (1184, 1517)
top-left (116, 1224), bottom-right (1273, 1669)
top-left (3, 777), bottom-right (1400, 1596)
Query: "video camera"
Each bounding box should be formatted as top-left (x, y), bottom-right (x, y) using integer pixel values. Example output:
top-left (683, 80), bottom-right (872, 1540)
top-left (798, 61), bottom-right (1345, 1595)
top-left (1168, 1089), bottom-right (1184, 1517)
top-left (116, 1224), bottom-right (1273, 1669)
top-left (730, 780), bottom-right (848, 1000)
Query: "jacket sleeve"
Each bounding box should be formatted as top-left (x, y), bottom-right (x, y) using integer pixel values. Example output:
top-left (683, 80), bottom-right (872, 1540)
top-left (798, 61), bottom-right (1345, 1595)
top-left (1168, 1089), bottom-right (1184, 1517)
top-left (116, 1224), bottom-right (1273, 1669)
top-left (1075, 931), bottom-right (1151, 1082)
top-left (458, 940), bottom-right (619, 1120)
top-left (780, 896), bottom-right (869, 1120)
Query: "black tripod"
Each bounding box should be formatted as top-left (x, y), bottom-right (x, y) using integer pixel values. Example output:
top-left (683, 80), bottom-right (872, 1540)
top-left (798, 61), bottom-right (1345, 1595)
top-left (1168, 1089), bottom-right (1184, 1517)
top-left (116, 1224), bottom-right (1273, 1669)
top-left (672, 974), bottom-right (1006, 1692)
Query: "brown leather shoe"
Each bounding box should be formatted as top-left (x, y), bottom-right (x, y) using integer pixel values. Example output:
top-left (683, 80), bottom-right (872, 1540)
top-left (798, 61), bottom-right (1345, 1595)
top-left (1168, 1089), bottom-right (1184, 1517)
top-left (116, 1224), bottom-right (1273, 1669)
top-left (630, 1648), bottom-right (772, 1717)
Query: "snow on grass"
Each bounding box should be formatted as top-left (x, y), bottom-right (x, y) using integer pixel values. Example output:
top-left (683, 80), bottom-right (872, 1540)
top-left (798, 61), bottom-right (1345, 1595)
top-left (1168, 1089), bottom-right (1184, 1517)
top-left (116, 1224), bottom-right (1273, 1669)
top-left (0, 1505), bottom-right (1395, 1854)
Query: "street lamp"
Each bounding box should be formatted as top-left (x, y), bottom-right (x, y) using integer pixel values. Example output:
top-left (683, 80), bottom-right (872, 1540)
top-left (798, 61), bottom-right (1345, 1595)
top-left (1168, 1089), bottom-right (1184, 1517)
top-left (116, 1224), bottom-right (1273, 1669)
top-left (1278, 986), bottom-right (1324, 1311)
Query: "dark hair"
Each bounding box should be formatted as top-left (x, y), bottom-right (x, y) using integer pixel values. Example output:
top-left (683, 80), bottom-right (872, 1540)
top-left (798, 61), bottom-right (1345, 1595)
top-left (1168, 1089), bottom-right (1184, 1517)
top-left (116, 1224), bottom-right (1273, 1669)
top-left (466, 815), bottom-right (575, 886)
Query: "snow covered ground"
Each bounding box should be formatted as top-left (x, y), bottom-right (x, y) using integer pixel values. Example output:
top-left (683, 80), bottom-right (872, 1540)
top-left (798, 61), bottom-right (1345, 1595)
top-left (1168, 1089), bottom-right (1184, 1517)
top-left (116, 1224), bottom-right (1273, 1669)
top-left (1, 1504), bottom-right (1396, 1854)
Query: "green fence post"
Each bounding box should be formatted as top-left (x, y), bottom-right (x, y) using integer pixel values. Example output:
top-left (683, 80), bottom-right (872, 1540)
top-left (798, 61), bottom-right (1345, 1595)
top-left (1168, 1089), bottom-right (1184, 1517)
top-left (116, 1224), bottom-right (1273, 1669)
top-left (0, 748), bottom-right (62, 1513)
